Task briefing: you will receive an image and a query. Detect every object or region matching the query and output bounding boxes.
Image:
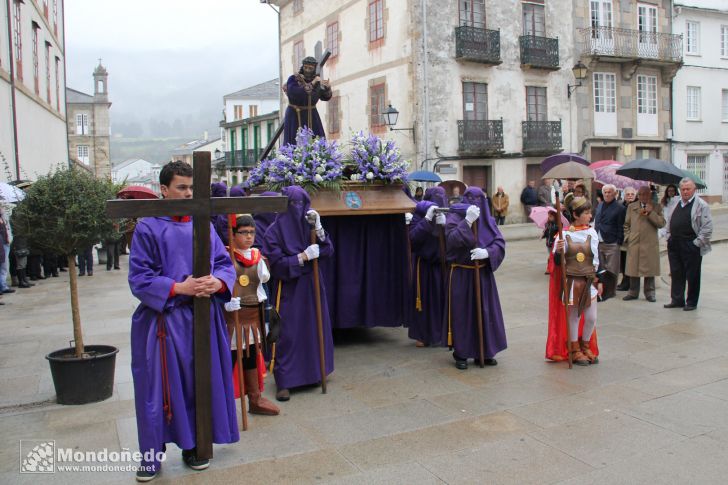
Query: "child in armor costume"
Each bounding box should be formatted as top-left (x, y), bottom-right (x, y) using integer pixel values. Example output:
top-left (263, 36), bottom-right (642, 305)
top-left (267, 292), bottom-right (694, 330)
top-left (548, 198), bottom-right (602, 366)
top-left (223, 215), bottom-right (280, 415)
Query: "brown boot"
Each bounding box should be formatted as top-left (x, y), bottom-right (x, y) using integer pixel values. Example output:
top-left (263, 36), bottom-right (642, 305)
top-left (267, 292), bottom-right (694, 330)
top-left (570, 341), bottom-right (590, 366)
top-left (244, 369), bottom-right (280, 416)
top-left (579, 339), bottom-right (598, 364)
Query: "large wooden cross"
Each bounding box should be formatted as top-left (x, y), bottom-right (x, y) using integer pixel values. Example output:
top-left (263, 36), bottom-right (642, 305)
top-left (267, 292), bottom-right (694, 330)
top-left (106, 152), bottom-right (287, 459)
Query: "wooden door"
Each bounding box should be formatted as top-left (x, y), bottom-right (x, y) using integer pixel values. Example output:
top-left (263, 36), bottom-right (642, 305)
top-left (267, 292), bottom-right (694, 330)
top-left (463, 165), bottom-right (492, 196)
top-left (591, 146), bottom-right (617, 162)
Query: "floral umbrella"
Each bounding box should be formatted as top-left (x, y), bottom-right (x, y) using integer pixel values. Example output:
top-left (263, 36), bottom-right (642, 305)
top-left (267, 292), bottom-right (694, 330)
top-left (592, 164), bottom-right (649, 190)
top-left (589, 159), bottom-right (621, 170)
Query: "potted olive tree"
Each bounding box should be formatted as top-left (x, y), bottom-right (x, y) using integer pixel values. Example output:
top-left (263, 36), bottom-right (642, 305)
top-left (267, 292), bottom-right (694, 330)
top-left (12, 166), bottom-right (121, 404)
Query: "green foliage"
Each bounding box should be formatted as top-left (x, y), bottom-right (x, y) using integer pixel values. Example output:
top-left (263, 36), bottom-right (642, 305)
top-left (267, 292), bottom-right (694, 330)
top-left (12, 165), bottom-right (120, 255)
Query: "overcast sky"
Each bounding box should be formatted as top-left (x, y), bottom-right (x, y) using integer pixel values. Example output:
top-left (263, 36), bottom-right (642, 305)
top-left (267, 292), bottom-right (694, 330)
top-left (64, 0), bottom-right (279, 138)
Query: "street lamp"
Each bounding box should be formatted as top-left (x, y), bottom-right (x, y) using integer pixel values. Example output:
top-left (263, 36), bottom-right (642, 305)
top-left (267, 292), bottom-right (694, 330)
top-left (383, 104), bottom-right (416, 143)
top-left (214, 148), bottom-right (222, 160)
top-left (567, 61), bottom-right (588, 99)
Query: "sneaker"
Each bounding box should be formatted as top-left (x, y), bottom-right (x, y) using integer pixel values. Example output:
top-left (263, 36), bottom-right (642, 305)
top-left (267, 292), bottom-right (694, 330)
top-left (2, 288), bottom-right (15, 294)
top-left (181, 449), bottom-right (209, 471)
top-left (135, 468), bottom-right (158, 482)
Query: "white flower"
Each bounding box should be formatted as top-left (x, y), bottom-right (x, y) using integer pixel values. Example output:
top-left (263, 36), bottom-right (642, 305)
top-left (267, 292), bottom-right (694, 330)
top-left (373, 156), bottom-right (380, 166)
top-left (314, 174), bottom-right (323, 183)
top-left (350, 174), bottom-right (360, 181)
top-left (295, 175), bottom-right (304, 183)
top-left (317, 166), bottom-right (325, 174)
top-left (366, 172), bottom-right (374, 180)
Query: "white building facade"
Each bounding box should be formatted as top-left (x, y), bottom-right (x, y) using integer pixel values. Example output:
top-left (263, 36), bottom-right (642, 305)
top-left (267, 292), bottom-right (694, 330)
top-left (111, 158), bottom-right (155, 184)
top-left (672, 1), bottom-right (728, 203)
top-left (1, 0), bottom-right (67, 181)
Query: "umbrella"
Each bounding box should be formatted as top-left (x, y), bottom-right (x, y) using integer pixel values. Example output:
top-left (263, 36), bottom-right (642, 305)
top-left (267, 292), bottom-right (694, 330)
top-left (438, 179), bottom-right (467, 196)
top-left (542, 161), bottom-right (594, 181)
top-left (541, 153), bottom-right (589, 174)
top-left (529, 206), bottom-right (569, 230)
top-left (680, 169), bottom-right (707, 190)
top-left (592, 165), bottom-right (649, 190)
top-left (409, 170), bottom-right (442, 183)
top-left (616, 158), bottom-right (685, 186)
top-left (117, 185), bottom-right (159, 200)
top-left (0, 182), bottom-right (26, 202)
top-left (589, 159), bottom-right (621, 170)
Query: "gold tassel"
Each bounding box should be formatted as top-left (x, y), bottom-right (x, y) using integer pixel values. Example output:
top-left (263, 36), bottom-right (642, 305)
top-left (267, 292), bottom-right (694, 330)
top-left (415, 257), bottom-right (423, 312)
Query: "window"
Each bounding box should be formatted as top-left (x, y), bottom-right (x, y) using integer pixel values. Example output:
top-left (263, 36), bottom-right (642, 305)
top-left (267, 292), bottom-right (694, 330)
top-left (687, 86), bottom-right (701, 120)
top-left (328, 95), bottom-right (340, 134)
top-left (249, 105), bottom-right (258, 118)
top-left (721, 25), bottom-right (728, 58)
top-left (462, 82), bottom-right (488, 120)
top-left (686, 21), bottom-right (699, 55)
top-left (76, 113), bottom-right (89, 135)
top-left (45, 41), bottom-right (51, 104)
top-left (326, 22), bottom-right (339, 58)
top-left (523, 3), bottom-right (545, 37)
top-left (32, 22), bottom-right (40, 94)
top-left (369, 83), bottom-right (386, 127)
top-left (293, 41), bottom-right (304, 70)
top-left (13, 1), bottom-right (22, 81)
top-left (77, 145), bottom-right (90, 165)
top-left (687, 155), bottom-right (707, 193)
top-left (637, 75), bottom-right (657, 115)
top-left (526, 86), bottom-right (547, 121)
top-left (590, 0), bottom-right (613, 31)
top-left (293, 0), bottom-right (303, 14)
top-left (53, 0), bottom-right (58, 36)
top-left (55, 56), bottom-right (60, 111)
top-left (369, 0), bottom-right (384, 42)
top-left (722, 89), bottom-right (728, 122)
top-left (459, 0), bottom-right (486, 29)
top-left (233, 105), bottom-right (243, 120)
top-left (593, 73), bottom-right (616, 113)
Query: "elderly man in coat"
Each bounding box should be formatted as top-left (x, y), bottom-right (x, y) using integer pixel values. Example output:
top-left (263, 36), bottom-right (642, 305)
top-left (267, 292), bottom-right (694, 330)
top-left (622, 186), bottom-right (666, 302)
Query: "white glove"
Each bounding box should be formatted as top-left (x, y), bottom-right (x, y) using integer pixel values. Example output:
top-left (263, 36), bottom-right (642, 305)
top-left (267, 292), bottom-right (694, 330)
top-left (304, 244), bottom-right (320, 261)
top-left (224, 297), bottom-right (241, 312)
top-left (405, 213), bottom-right (413, 225)
top-left (470, 248), bottom-right (489, 260)
top-left (425, 205), bottom-right (438, 221)
top-left (465, 205), bottom-right (480, 225)
top-left (435, 212), bottom-right (446, 226)
top-left (306, 209), bottom-right (322, 230)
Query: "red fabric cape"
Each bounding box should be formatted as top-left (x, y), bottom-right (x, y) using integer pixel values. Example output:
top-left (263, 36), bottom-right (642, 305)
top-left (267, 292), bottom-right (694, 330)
top-left (545, 253), bottom-right (599, 361)
top-left (232, 350), bottom-right (266, 398)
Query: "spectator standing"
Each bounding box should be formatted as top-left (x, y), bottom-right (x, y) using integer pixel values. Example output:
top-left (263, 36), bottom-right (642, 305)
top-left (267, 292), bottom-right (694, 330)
top-left (664, 178), bottom-right (712, 311)
top-left (414, 186), bottom-right (424, 201)
top-left (537, 179), bottom-right (553, 207)
top-left (616, 186), bottom-right (637, 290)
top-left (594, 184), bottom-right (625, 299)
top-left (623, 186), bottom-right (665, 302)
top-left (0, 208), bottom-right (14, 294)
top-left (520, 180), bottom-right (538, 218)
top-left (77, 246), bottom-right (94, 277)
top-left (491, 186), bottom-right (509, 225)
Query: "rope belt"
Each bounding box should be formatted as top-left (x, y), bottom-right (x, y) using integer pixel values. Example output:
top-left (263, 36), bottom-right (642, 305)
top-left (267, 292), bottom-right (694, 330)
top-left (415, 257), bottom-right (422, 312)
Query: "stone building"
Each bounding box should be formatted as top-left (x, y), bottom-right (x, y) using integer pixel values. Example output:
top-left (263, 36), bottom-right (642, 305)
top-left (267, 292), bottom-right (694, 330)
top-left (573, 0), bottom-right (683, 166)
top-left (1, 0), bottom-right (67, 180)
top-left (66, 62), bottom-right (112, 178)
top-left (671, 0), bottom-right (728, 203)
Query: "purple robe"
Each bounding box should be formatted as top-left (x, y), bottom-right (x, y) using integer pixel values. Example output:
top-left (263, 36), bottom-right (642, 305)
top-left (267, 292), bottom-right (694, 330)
top-left (129, 217), bottom-right (239, 472)
top-left (253, 191), bottom-right (280, 250)
top-left (408, 187), bottom-right (449, 345)
top-left (263, 186), bottom-right (334, 389)
top-left (445, 187), bottom-right (507, 359)
top-left (283, 74), bottom-right (332, 146)
top-left (210, 183), bottom-right (230, 246)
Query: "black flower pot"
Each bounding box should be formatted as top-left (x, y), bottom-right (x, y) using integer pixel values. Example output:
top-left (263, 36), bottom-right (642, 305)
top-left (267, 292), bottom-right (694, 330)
top-left (46, 345), bottom-right (119, 405)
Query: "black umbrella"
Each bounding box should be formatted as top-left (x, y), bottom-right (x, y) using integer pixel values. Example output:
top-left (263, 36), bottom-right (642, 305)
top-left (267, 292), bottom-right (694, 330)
top-left (616, 158), bottom-right (686, 186)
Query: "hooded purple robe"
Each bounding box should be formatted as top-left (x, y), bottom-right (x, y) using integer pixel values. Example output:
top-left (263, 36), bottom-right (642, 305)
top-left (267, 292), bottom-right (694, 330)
top-left (283, 74), bottom-right (332, 146)
top-left (263, 186), bottom-right (335, 389)
top-left (253, 191), bottom-right (280, 250)
top-left (445, 187), bottom-right (507, 359)
top-left (128, 217), bottom-right (239, 472)
top-left (210, 182), bottom-right (230, 245)
top-left (408, 187), bottom-right (449, 345)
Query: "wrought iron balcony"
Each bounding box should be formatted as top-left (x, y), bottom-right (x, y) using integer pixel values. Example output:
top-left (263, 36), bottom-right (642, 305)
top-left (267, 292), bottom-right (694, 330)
top-left (457, 120), bottom-right (504, 154)
top-left (578, 27), bottom-right (682, 63)
top-left (522, 121), bottom-right (562, 154)
top-left (225, 149), bottom-right (260, 169)
top-left (455, 26), bottom-right (501, 65)
top-left (520, 35), bottom-right (559, 70)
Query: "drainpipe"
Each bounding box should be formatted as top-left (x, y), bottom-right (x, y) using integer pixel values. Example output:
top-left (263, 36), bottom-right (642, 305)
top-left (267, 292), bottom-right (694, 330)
top-left (421, 0), bottom-right (430, 169)
top-left (62, 0), bottom-right (71, 170)
top-left (6, 0), bottom-right (21, 180)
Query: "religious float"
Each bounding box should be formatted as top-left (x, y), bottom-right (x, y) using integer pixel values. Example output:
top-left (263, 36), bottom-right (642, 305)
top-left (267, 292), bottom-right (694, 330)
top-left (12, 167), bottom-right (121, 404)
top-left (247, 129), bottom-right (415, 329)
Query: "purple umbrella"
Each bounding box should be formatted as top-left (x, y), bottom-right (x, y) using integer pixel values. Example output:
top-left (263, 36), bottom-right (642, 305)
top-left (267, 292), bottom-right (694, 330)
top-left (540, 153), bottom-right (589, 174)
top-left (593, 165), bottom-right (649, 190)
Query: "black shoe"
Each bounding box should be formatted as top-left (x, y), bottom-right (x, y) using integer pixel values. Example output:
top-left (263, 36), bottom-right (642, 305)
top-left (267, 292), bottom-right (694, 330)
top-left (2, 288), bottom-right (15, 294)
top-left (87, 272), bottom-right (93, 276)
top-left (623, 294), bottom-right (638, 301)
top-left (0, 301), bottom-right (5, 305)
top-left (616, 283), bottom-right (630, 291)
top-left (52, 273), bottom-right (59, 277)
top-left (18, 281), bottom-right (31, 288)
top-left (484, 358), bottom-right (498, 366)
top-left (59, 268), bottom-right (67, 272)
top-left (135, 468), bottom-right (158, 482)
top-left (646, 296), bottom-right (656, 302)
top-left (78, 272), bottom-right (85, 277)
top-left (182, 449), bottom-right (209, 471)
top-left (455, 359), bottom-right (468, 370)
top-left (107, 267), bottom-right (112, 271)
top-left (114, 266), bottom-right (121, 270)
top-left (664, 302), bottom-right (684, 309)
top-left (276, 388), bottom-right (290, 402)
top-left (683, 305), bottom-right (697, 312)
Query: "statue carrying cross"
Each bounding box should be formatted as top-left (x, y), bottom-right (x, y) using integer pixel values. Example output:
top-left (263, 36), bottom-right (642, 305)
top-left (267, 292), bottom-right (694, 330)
top-left (106, 152), bottom-right (286, 475)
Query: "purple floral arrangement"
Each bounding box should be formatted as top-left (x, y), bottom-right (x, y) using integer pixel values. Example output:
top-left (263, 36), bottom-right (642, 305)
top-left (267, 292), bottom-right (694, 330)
top-left (245, 127), bottom-right (343, 192)
top-left (348, 131), bottom-right (409, 184)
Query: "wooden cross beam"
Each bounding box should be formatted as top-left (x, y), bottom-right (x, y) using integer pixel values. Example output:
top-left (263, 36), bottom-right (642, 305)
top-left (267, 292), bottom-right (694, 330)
top-left (106, 151), bottom-right (287, 459)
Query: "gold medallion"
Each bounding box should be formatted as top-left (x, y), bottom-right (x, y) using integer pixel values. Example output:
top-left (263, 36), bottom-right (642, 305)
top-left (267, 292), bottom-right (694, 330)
top-left (239, 275), bottom-right (250, 287)
top-left (576, 252), bottom-right (585, 263)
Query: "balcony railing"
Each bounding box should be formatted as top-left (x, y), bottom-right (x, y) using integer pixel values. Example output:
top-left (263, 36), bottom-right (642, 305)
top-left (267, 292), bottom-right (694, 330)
top-left (578, 27), bottom-right (682, 63)
top-left (225, 149), bottom-right (260, 169)
top-left (455, 26), bottom-right (501, 65)
top-left (519, 35), bottom-right (559, 69)
top-left (457, 120), bottom-right (504, 153)
top-left (522, 121), bottom-right (562, 153)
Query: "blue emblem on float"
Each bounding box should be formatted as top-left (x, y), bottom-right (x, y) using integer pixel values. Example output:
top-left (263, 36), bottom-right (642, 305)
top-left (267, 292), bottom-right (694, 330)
top-left (344, 191), bottom-right (362, 210)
